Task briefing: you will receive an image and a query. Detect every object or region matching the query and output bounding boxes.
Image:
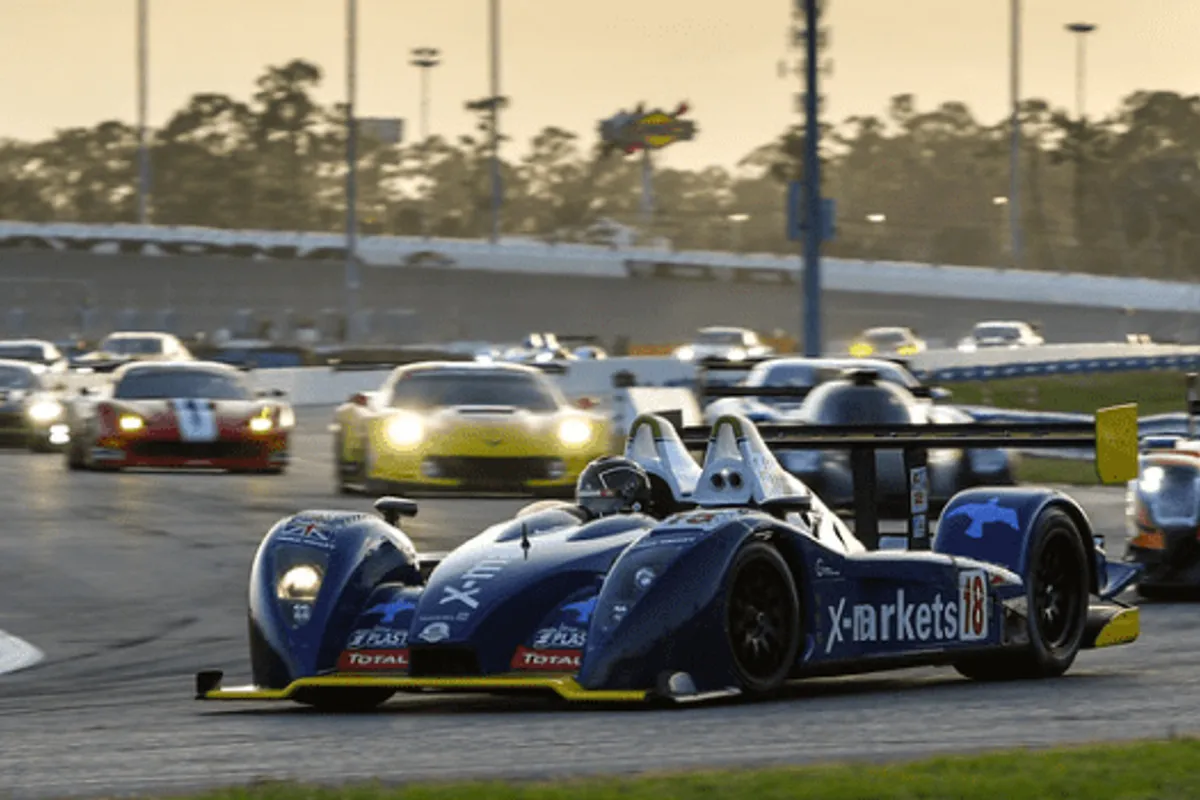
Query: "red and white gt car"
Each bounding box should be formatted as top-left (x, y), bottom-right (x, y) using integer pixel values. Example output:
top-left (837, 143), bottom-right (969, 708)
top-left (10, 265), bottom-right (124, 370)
top-left (65, 361), bottom-right (293, 473)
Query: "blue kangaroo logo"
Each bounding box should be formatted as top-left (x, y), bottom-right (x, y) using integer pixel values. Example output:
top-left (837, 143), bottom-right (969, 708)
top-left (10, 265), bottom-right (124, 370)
top-left (945, 497), bottom-right (1020, 539)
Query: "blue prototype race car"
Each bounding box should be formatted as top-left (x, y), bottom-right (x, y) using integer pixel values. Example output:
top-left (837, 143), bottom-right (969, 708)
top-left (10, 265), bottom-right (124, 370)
top-left (196, 408), bottom-right (1142, 710)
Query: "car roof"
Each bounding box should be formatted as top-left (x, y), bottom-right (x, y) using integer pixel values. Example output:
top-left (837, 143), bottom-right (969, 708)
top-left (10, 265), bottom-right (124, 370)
top-left (103, 331), bottom-right (175, 340)
top-left (393, 360), bottom-right (546, 377)
top-left (0, 338), bottom-right (52, 347)
top-left (0, 358), bottom-right (37, 372)
top-left (698, 326), bottom-right (751, 334)
top-left (114, 360), bottom-right (239, 377)
top-left (974, 320), bottom-right (1026, 328)
top-left (863, 326), bottom-right (910, 334)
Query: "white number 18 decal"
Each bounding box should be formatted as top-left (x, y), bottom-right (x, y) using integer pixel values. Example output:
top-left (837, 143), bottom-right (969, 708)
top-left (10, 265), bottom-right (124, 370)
top-left (958, 569), bottom-right (988, 641)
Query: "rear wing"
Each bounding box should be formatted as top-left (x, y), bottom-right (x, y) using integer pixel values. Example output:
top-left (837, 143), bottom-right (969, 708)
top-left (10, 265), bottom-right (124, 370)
top-left (677, 404), bottom-right (1139, 551)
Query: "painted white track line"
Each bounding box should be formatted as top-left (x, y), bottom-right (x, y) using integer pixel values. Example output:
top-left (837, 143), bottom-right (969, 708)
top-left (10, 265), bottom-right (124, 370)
top-left (0, 629), bottom-right (43, 675)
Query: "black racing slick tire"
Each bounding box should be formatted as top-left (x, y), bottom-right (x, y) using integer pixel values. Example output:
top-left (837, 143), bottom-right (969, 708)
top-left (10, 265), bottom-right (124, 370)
top-left (723, 540), bottom-right (801, 695)
top-left (955, 508), bottom-right (1089, 681)
top-left (66, 436), bottom-right (87, 471)
top-left (292, 687), bottom-right (395, 712)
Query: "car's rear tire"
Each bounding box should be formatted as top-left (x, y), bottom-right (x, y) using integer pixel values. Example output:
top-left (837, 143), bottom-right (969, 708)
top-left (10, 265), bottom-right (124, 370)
top-left (954, 508), bottom-right (1089, 681)
top-left (66, 436), bottom-right (87, 470)
top-left (723, 540), bottom-right (800, 695)
top-left (292, 687), bottom-right (395, 712)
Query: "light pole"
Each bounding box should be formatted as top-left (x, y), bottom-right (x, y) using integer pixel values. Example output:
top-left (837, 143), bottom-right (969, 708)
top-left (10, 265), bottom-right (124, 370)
top-left (136, 0), bottom-right (150, 225)
top-left (344, 0), bottom-right (360, 341)
top-left (1008, 0), bottom-right (1022, 270)
top-left (409, 47), bottom-right (440, 144)
top-left (800, 0), bottom-right (822, 357)
top-left (488, 0), bottom-right (501, 244)
top-left (1065, 22), bottom-right (1096, 246)
top-left (727, 213), bottom-right (749, 251)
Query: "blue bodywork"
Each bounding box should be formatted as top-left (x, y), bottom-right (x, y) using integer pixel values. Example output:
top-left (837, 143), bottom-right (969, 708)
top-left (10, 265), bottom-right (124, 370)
top-left (243, 413), bottom-right (1137, 697)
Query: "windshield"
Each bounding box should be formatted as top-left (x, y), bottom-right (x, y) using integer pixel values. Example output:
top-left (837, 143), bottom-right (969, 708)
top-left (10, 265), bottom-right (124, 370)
top-left (0, 345), bottom-right (46, 362)
top-left (0, 366), bottom-right (35, 389)
top-left (973, 325), bottom-right (1019, 340)
top-left (802, 384), bottom-right (920, 425)
top-left (114, 369), bottom-right (250, 400)
top-left (100, 336), bottom-right (165, 356)
top-left (697, 330), bottom-right (746, 346)
top-left (390, 371), bottom-right (561, 412)
top-left (746, 363), bottom-right (819, 387)
top-left (865, 330), bottom-right (908, 345)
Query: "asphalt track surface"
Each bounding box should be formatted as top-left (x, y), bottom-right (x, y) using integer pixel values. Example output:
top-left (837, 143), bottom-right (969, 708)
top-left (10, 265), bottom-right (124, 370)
top-left (1, 409), bottom-right (1197, 799)
top-left (2, 249), bottom-right (1196, 346)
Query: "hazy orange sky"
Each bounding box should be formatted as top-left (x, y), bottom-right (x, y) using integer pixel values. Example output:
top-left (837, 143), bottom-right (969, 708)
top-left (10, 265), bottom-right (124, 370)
top-left (3, 0), bottom-right (1198, 170)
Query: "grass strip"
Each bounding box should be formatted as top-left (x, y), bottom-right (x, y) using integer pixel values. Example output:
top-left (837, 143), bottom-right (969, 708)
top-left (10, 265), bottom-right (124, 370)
top-left (163, 736), bottom-right (1200, 800)
top-left (944, 370), bottom-right (1188, 416)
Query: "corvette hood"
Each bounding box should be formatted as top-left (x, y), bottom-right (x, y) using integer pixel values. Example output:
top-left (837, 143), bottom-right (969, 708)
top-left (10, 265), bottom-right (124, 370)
top-left (383, 406), bottom-right (603, 454)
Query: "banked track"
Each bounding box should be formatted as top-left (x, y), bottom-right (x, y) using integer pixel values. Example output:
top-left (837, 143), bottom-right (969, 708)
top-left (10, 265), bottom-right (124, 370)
top-left (0, 409), bottom-right (1195, 799)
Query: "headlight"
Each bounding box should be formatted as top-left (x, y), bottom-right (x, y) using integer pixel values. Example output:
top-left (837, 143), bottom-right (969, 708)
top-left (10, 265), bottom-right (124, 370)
top-left (897, 345), bottom-right (918, 356)
top-left (849, 342), bottom-right (873, 357)
top-left (385, 412), bottom-right (424, 447)
top-left (276, 564), bottom-right (322, 602)
top-left (1140, 466), bottom-right (1164, 494)
top-left (727, 347), bottom-right (748, 362)
top-left (675, 346), bottom-right (695, 361)
top-left (279, 407), bottom-right (295, 428)
top-left (249, 416), bottom-right (273, 433)
top-left (28, 400), bottom-right (63, 422)
top-left (118, 414), bottom-right (144, 431)
top-left (557, 417), bottom-right (593, 447)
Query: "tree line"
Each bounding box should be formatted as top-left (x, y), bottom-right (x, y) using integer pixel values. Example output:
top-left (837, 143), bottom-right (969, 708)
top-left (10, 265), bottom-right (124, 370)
top-left (2, 58), bottom-right (1198, 279)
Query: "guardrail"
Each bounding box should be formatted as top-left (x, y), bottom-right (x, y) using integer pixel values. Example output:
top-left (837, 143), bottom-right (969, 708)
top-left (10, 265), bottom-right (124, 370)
top-left (5, 219), bottom-right (1200, 312)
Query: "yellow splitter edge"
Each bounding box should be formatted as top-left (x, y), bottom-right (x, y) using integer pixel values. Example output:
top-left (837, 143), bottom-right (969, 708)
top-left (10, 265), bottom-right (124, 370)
top-left (196, 671), bottom-right (649, 703)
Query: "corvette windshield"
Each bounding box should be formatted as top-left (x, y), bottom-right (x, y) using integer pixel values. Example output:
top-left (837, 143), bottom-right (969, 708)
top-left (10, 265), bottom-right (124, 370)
top-left (973, 325), bottom-right (1019, 341)
top-left (697, 331), bottom-right (746, 346)
top-left (865, 330), bottom-right (908, 345)
top-left (747, 363), bottom-right (819, 387)
top-left (0, 345), bottom-right (45, 362)
top-left (802, 385), bottom-right (919, 425)
top-left (99, 336), bottom-right (165, 355)
top-left (390, 372), bottom-right (560, 411)
top-left (114, 370), bottom-right (251, 400)
top-left (0, 366), bottom-right (35, 389)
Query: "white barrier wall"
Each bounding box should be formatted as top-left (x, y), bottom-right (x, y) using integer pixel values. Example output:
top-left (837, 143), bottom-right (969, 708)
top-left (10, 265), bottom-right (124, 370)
top-left (5, 220), bottom-right (1200, 312)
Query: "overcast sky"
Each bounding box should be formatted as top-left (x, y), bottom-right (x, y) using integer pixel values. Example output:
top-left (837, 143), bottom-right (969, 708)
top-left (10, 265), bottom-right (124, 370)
top-left (3, 0), bottom-right (1197, 170)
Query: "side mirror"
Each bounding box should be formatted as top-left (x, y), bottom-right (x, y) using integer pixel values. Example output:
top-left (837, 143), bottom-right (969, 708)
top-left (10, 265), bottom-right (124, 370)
top-left (374, 496), bottom-right (418, 526)
top-left (78, 386), bottom-right (92, 396)
top-left (350, 392), bottom-right (369, 407)
top-left (256, 388), bottom-right (286, 398)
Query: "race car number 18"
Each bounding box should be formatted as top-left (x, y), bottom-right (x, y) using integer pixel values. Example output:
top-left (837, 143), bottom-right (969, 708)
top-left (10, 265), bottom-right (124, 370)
top-left (958, 569), bottom-right (988, 641)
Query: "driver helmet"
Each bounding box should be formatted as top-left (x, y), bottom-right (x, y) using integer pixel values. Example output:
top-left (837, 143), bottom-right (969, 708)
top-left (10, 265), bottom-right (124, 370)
top-left (576, 456), bottom-right (653, 518)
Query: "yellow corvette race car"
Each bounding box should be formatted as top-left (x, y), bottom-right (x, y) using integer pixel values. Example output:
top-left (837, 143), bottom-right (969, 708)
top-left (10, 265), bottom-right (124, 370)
top-left (332, 361), bottom-right (612, 495)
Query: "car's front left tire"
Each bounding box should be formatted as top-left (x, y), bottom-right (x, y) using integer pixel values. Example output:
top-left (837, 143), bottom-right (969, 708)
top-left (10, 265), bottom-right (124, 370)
top-left (723, 539), bottom-right (801, 695)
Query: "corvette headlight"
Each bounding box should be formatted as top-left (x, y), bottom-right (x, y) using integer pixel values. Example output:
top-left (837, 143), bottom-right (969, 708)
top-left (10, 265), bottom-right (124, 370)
top-left (28, 400), bottom-right (63, 422)
top-left (386, 412), bottom-right (424, 447)
top-left (1140, 466), bottom-right (1164, 494)
top-left (249, 417), bottom-right (272, 433)
top-left (276, 564), bottom-right (322, 602)
top-left (279, 407), bottom-right (295, 428)
top-left (675, 346), bottom-right (695, 361)
top-left (557, 417), bottom-right (592, 447)
top-left (849, 342), bottom-right (873, 357)
top-left (727, 347), bottom-right (748, 362)
top-left (118, 414), bottom-right (144, 432)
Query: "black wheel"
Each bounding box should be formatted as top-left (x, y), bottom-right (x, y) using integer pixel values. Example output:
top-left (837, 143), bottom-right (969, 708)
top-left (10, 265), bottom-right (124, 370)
top-left (723, 540), bottom-right (800, 694)
top-left (292, 687), bottom-right (395, 712)
top-left (333, 433), bottom-right (364, 494)
top-left (66, 435), bottom-right (87, 470)
top-left (955, 508), bottom-right (1089, 681)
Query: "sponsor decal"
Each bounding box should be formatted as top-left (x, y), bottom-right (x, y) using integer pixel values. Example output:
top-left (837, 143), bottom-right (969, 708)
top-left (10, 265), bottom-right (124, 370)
top-left (814, 558), bottom-right (840, 578)
top-left (909, 466), bottom-right (929, 514)
top-left (561, 596), bottom-right (597, 624)
top-left (509, 646), bottom-right (581, 672)
top-left (824, 572), bottom-right (989, 654)
top-left (418, 622), bottom-right (450, 643)
top-left (337, 649), bottom-right (409, 671)
top-left (347, 627), bottom-right (408, 650)
top-left (275, 512), bottom-right (358, 550)
top-left (436, 556), bottom-right (514, 611)
top-left (171, 398), bottom-right (218, 442)
top-left (533, 624), bottom-right (587, 650)
top-left (944, 497), bottom-right (1019, 539)
top-left (364, 597), bottom-right (416, 624)
top-left (632, 533), bottom-right (700, 550)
